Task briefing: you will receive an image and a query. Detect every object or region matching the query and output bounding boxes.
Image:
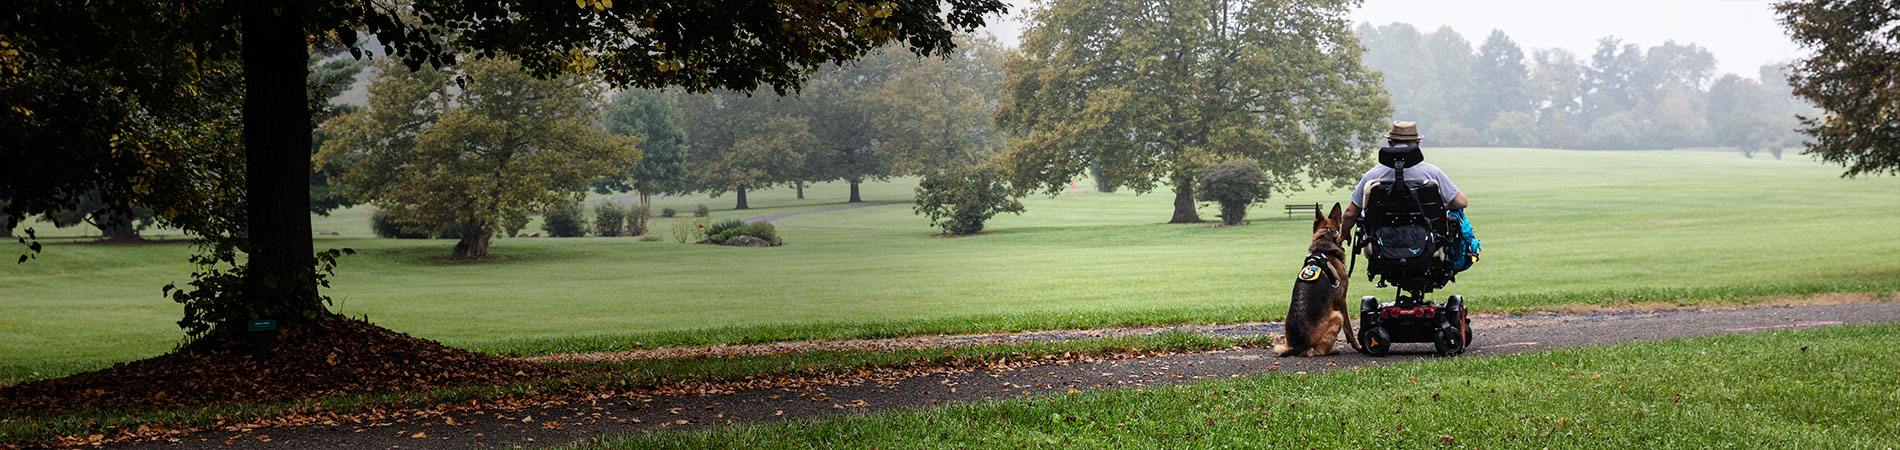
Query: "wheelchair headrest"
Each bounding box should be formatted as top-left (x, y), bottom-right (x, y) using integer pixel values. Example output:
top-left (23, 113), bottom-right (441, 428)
top-left (1379, 145), bottom-right (1423, 169)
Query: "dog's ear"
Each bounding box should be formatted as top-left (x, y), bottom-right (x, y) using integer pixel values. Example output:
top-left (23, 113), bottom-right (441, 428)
top-left (1328, 203), bottom-right (1343, 223)
top-left (1313, 207), bottom-right (1326, 231)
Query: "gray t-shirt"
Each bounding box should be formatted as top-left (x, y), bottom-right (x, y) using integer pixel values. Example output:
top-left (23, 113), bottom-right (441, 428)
top-left (1349, 162), bottom-right (1459, 208)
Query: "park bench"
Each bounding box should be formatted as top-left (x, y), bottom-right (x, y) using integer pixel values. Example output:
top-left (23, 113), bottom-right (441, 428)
top-left (1284, 203), bottom-right (1321, 219)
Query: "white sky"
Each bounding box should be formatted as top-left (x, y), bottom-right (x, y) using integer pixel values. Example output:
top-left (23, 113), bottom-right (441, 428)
top-left (974, 0), bottom-right (1804, 79)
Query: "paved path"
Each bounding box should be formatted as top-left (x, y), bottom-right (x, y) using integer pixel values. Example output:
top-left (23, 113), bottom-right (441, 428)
top-left (740, 201), bottom-right (906, 225)
top-left (104, 301), bottom-right (1900, 449)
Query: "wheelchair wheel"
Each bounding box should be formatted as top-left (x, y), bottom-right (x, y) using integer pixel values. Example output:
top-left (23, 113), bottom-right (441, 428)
top-left (1360, 326), bottom-right (1392, 357)
top-left (1434, 327), bottom-right (1464, 357)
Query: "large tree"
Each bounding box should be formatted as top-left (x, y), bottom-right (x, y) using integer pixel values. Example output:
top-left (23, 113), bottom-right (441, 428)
top-left (596, 89), bottom-right (689, 204)
top-left (3, 0), bottom-right (1004, 336)
top-left (1473, 30), bottom-right (1532, 125)
top-left (1776, 0), bottom-right (1900, 176)
top-left (997, 0), bottom-right (1389, 223)
top-left (679, 91), bottom-right (815, 209)
top-left (318, 57), bottom-right (637, 259)
top-left (867, 35), bottom-right (1010, 175)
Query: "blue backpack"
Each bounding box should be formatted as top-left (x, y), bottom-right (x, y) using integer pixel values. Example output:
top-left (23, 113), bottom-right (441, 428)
top-left (1446, 210), bottom-right (1481, 272)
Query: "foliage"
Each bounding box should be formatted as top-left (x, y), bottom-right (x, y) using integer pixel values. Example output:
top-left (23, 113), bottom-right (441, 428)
top-left (308, 47), bottom-right (371, 217)
top-left (661, 207), bottom-right (678, 218)
top-left (41, 191), bottom-right (155, 240)
top-left (2, 0), bottom-right (1004, 334)
top-left (594, 203), bottom-right (628, 237)
top-left (627, 205), bottom-right (651, 237)
top-left (1193, 161), bottom-right (1273, 225)
top-left (540, 202), bottom-right (588, 238)
top-left (678, 91), bottom-right (815, 209)
top-left (670, 219), bottom-right (695, 244)
top-left (317, 57), bottom-right (637, 258)
top-left (370, 210), bottom-right (429, 239)
top-left (997, 0), bottom-right (1389, 223)
top-left (595, 89), bottom-right (688, 198)
top-left (711, 222), bottom-right (780, 244)
top-left (1774, 0), bottom-right (1896, 175)
top-left (703, 219), bottom-right (746, 242)
top-left (694, 205), bottom-right (711, 217)
top-left (1487, 111), bottom-right (1537, 147)
top-left (913, 166), bottom-right (1025, 235)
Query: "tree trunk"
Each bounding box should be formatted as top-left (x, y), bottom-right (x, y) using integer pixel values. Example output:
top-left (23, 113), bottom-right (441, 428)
top-left (795, 181), bottom-right (805, 199)
top-left (95, 210), bottom-right (139, 241)
top-left (452, 226), bottom-right (492, 259)
top-left (1169, 180), bottom-right (1202, 223)
top-left (848, 179), bottom-right (862, 203)
top-left (241, 2), bottom-right (321, 321)
top-left (1, 212), bottom-right (13, 238)
top-left (735, 186), bottom-right (749, 210)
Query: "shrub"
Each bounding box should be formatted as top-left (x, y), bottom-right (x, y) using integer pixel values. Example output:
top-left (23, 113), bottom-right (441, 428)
top-left (914, 166), bottom-right (1026, 235)
top-left (1193, 160), bottom-right (1272, 225)
top-left (1487, 111), bottom-right (1537, 147)
top-left (370, 210), bottom-right (430, 239)
top-left (660, 207), bottom-right (677, 218)
top-left (594, 203), bottom-right (627, 237)
top-left (540, 202), bottom-right (588, 237)
top-left (670, 219), bottom-right (693, 243)
top-left (711, 221), bottom-right (778, 244)
top-left (639, 234), bottom-right (662, 242)
top-left (703, 218), bottom-right (744, 241)
top-left (627, 205), bottom-right (651, 236)
top-left (693, 204), bottom-right (710, 217)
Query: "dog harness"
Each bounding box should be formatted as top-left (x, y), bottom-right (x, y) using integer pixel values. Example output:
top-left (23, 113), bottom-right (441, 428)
top-left (1298, 253), bottom-right (1342, 287)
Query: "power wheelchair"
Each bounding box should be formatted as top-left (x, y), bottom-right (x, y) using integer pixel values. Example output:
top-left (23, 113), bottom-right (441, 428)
top-left (1351, 148), bottom-right (1478, 357)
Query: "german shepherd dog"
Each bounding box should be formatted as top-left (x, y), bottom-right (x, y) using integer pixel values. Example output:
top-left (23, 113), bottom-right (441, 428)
top-left (1273, 203), bottom-right (1364, 357)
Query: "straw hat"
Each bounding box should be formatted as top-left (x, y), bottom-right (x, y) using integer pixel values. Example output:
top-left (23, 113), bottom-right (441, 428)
top-left (1384, 121), bottom-right (1423, 141)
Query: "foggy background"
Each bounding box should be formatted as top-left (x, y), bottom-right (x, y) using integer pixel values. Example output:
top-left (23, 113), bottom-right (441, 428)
top-left (975, 0), bottom-right (1803, 77)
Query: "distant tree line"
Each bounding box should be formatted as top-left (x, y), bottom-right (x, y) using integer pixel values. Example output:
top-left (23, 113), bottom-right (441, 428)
top-left (623, 35), bottom-right (1010, 210)
top-left (1358, 23), bottom-right (1812, 156)
top-left (314, 35), bottom-right (1009, 253)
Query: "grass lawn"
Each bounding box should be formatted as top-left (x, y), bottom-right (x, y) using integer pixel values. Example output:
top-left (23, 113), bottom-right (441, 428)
top-left (4, 148), bottom-right (1900, 382)
top-left (580, 324), bottom-right (1900, 449)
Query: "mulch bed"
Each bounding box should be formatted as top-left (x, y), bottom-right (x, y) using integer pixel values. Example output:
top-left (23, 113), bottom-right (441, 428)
top-left (0, 314), bottom-right (560, 412)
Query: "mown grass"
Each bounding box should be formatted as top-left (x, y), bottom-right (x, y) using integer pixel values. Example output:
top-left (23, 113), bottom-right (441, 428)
top-left (0, 332), bottom-right (1261, 445)
top-left (4, 149), bottom-right (1899, 382)
top-left (580, 324), bottom-right (1900, 449)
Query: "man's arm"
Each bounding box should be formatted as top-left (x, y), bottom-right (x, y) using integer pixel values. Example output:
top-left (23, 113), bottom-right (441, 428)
top-left (1448, 192), bottom-right (1469, 210)
top-left (1342, 202), bottom-right (1362, 238)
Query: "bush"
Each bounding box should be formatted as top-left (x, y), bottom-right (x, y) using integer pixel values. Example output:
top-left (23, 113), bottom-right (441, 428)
top-left (1193, 160), bottom-right (1272, 225)
top-left (594, 203), bottom-right (627, 237)
top-left (711, 221), bottom-right (778, 244)
top-left (914, 166), bottom-right (1026, 235)
top-left (1487, 111), bottom-right (1537, 147)
top-left (627, 205), bottom-right (651, 236)
top-left (670, 219), bottom-right (694, 243)
top-left (370, 210), bottom-right (430, 239)
top-left (541, 202), bottom-right (588, 237)
top-left (660, 207), bottom-right (677, 218)
top-left (693, 204), bottom-right (710, 217)
top-left (703, 218), bottom-right (744, 242)
top-left (639, 234), bottom-right (662, 242)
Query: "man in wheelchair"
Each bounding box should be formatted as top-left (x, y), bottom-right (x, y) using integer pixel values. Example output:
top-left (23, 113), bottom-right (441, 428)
top-left (1340, 121), bottom-right (1481, 356)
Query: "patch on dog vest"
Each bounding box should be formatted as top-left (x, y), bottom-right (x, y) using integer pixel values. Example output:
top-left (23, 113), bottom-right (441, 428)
top-left (1298, 264), bottom-right (1323, 281)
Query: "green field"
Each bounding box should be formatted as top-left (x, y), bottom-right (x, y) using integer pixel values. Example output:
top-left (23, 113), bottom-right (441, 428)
top-left (584, 324), bottom-right (1900, 449)
top-left (4, 148), bottom-right (1898, 383)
